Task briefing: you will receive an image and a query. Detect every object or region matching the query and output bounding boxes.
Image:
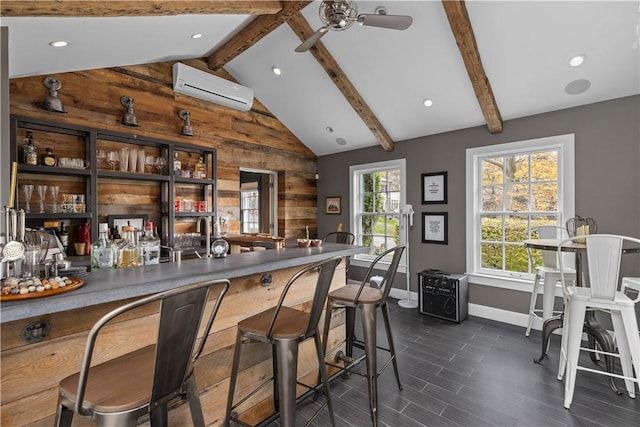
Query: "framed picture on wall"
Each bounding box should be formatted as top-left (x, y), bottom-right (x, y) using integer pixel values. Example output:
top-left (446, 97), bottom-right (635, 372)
top-left (325, 196), bottom-right (342, 215)
top-left (422, 171), bottom-right (447, 204)
top-left (422, 212), bottom-right (448, 244)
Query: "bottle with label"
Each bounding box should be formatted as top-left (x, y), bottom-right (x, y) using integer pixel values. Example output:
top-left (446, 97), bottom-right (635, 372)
top-left (139, 221), bottom-right (160, 265)
top-left (116, 226), bottom-right (143, 268)
top-left (59, 222), bottom-right (69, 255)
top-left (173, 152), bottom-right (182, 176)
top-left (91, 223), bottom-right (116, 269)
top-left (42, 147), bottom-right (57, 167)
top-left (22, 131), bottom-right (38, 165)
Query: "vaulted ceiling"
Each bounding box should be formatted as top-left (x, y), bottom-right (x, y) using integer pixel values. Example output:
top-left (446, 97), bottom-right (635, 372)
top-left (2, 1), bottom-right (639, 156)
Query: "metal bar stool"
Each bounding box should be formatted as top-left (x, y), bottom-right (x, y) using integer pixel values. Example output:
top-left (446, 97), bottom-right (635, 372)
top-left (225, 256), bottom-right (342, 427)
top-left (55, 279), bottom-right (230, 427)
top-left (321, 245), bottom-right (405, 427)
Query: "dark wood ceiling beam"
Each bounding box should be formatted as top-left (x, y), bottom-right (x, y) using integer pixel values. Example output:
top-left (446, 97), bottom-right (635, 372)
top-left (287, 12), bottom-right (395, 152)
top-left (0, 1), bottom-right (283, 17)
top-left (207, 1), bottom-right (312, 71)
top-left (441, 0), bottom-right (503, 133)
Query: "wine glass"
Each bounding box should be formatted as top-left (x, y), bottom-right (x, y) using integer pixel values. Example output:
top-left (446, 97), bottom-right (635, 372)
top-left (36, 185), bottom-right (48, 213)
top-left (49, 186), bottom-right (60, 213)
top-left (107, 151), bottom-right (119, 171)
top-left (21, 184), bottom-right (34, 213)
top-left (145, 155), bottom-right (155, 174)
top-left (96, 150), bottom-right (107, 169)
top-left (155, 157), bottom-right (166, 175)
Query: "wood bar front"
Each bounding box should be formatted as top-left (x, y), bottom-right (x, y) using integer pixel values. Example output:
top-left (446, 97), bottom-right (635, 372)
top-left (1, 244), bottom-right (366, 426)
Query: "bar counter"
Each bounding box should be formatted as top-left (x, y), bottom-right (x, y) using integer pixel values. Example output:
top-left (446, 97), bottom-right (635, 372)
top-left (1, 243), bottom-right (367, 426)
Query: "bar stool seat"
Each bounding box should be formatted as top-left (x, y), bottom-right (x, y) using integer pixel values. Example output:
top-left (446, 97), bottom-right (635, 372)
top-left (322, 245), bottom-right (405, 427)
top-left (225, 256), bottom-right (341, 427)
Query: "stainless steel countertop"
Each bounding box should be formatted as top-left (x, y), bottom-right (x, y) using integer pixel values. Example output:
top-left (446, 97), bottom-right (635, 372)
top-left (1, 243), bottom-right (367, 323)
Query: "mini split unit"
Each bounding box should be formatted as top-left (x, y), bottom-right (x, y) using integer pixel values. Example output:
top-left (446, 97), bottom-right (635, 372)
top-left (172, 62), bottom-right (254, 112)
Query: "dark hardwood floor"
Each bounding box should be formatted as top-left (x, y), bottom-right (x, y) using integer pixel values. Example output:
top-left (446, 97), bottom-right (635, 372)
top-left (281, 300), bottom-right (640, 427)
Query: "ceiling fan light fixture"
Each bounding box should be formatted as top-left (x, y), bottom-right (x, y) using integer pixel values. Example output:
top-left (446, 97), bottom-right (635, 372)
top-left (569, 54), bottom-right (586, 67)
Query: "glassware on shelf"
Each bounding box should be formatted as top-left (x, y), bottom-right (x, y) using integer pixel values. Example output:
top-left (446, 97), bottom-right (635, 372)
top-left (107, 151), bottom-right (119, 171)
top-left (96, 150), bottom-right (107, 169)
top-left (36, 185), bottom-right (48, 213)
top-left (137, 149), bottom-right (146, 173)
top-left (129, 148), bottom-right (138, 173)
top-left (155, 157), bottom-right (166, 175)
top-left (119, 147), bottom-right (130, 172)
top-left (21, 184), bottom-right (34, 213)
top-left (49, 186), bottom-right (60, 213)
top-left (145, 155), bottom-right (155, 174)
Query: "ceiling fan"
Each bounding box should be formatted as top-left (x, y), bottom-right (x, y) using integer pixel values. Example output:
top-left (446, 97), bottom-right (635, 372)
top-left (295, 0), bottom-right (413, 52)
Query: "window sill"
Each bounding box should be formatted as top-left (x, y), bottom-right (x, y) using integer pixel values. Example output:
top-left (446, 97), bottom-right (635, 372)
top-left (466, 273), bottom-right (533, 292)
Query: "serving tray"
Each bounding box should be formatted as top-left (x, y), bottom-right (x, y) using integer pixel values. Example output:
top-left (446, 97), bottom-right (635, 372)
top-left (1, 277), bottom-right (84, 301)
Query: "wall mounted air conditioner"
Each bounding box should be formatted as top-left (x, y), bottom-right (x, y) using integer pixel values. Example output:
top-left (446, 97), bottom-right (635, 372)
top-left (173, 62), bottom-right (254, 112)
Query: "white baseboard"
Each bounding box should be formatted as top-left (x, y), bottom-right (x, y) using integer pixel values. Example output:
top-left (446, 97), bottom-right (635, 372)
top-left (389, 288), bottom-right (418, 302)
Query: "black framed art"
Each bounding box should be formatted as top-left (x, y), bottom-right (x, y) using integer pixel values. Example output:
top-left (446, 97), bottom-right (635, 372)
top-left (422, 212), bottom-right (448, 244)
top-left (422, 171), bottom-right (447, 204)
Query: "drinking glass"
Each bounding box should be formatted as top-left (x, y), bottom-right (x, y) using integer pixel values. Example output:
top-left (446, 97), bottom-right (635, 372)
top-left (36, 185), bottom-right (48, 213)
top-left (96, 150), bottom-right (107, 169)
top-left (119, 147), bottom-right (130, 172)
top-left (49, 186), bottom-right (60, 213)
top-left (21, 184), bottom-right (34, 213)
top-left (145, 155), bottom-right (155, 174)
top-left (129, 148), bottom-right (138, 173)
top-left (137, 149), bottom-right (146, 173)
top-left (107, 151), bottom-right (119, 171)
top-left (155, 157), bottom-right (166, 175)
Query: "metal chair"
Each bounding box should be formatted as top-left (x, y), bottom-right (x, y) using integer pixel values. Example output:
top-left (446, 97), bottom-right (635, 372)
top-left (321, 245), bottom-right (405, 427)
top-left (525, 225), bottom-right (576, 336)
top-left (322, 231), bottom-right (355, 245)
top-left (225, 256), bottom-right (341, 427)
top-left (557, 235), bottom-right (640, 409)
top-left (55, 279), bottom-right (230, 427)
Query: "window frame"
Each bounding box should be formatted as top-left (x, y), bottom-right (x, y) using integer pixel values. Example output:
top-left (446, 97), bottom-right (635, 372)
top-left (349, 158), bottom-right (407, 270)
top-left (465, 134), bottom-right (575, 290)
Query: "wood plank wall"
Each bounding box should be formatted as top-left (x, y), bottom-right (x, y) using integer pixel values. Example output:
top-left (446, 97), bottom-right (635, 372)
top-left (8, 58), bottom-right (319, 239)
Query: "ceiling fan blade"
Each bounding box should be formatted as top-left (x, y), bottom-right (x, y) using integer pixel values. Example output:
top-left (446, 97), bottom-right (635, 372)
top-left (357, 14), bottom-right (413, 30)
top-left (295, 27), bottom-right (330, 52)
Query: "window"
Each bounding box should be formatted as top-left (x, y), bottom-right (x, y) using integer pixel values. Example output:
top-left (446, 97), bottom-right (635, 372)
top-left (350, 159), bottom-right (406, 265)
top-left (240, 183), bottom-right (259, 234)
top-left (466, 135), bottom-right (575, 288)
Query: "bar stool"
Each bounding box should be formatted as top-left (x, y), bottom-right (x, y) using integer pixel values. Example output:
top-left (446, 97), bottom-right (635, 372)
top-left (321, 245), bottom-right (405, 427)
top-left (225, 256), bottom-right (341, 427)
top-left (55, 279), bottom-right (230, 427)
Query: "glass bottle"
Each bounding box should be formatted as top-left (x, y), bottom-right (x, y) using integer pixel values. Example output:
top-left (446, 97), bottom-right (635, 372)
top-left (91, 223), bottom-right (116, 269)
top-left (42, 147), bottom-right (57, 167)
top-left (173, 152), bottom-right (182, 176)
top-left (139, 221), bottom-right (160, 265)
top-left (22, 131), bottom-right (38, 165)
top-left (116, 226), bottom-right (143, 268)
top-left (59, 222), bottom-right (69, 255)
top-left (196, 156), bottom-right (206, 179)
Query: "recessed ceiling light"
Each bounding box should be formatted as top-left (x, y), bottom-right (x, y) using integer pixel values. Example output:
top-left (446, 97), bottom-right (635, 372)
top-left (325, 126), bottom-right (334, 133)
top-left (191, 33), bottom-right (203, 39)
top-left (423, 99), bottom-right (433, 107)
top-left (569, 54), bottom-right (586, 67)
top-left (49, 40), bottom-right (68, 48)
top-left (272, 66), bottom-right (282, 76)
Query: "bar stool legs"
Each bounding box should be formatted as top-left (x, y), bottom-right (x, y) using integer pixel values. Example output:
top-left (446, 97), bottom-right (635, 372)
top-left (361, 303), bottom-right (379, 425)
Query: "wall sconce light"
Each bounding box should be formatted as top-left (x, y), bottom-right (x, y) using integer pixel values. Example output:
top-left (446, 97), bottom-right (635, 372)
top-left (178, 109), bottom-right (193, 136)
top-left (120, 96), bottom-right (138, 126)
top-left (42, 77), bottom-right (66, 113)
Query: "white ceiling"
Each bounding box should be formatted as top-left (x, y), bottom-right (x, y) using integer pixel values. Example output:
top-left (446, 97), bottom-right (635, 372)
top-left (2, 1), bottom-right (639, 156)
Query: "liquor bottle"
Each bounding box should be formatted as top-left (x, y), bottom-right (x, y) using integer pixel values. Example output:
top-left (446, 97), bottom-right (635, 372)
top-left (111, 225), bottom-right (121, 242)
top-left (91, 223), bottom-right (116, 269)
top-left (59, 222), bottom-right (69, 255)
top-left (173, 152), bottom-right (182, 176)
top-left (116, 226), bottom-right (143, 268)
top-left (196, 156), bottom-right (206, 179)
top-left (42, 147), bottom-right (57, 167)
top-left (22, 131), bottom-right (38, 165)
top-left (139, 221), bottom-right (160, 265)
